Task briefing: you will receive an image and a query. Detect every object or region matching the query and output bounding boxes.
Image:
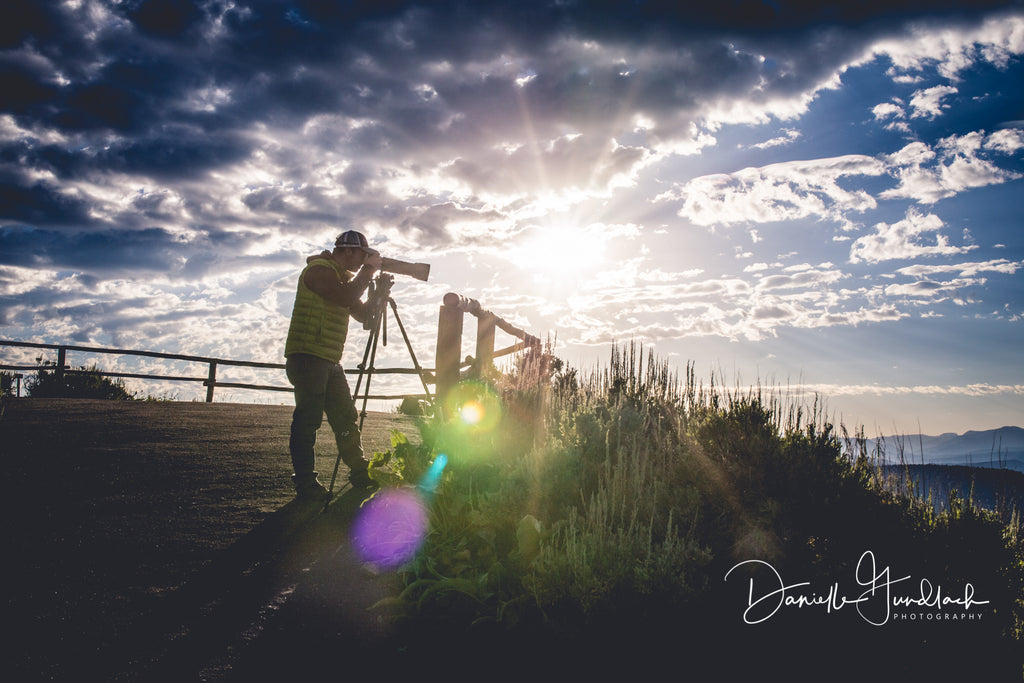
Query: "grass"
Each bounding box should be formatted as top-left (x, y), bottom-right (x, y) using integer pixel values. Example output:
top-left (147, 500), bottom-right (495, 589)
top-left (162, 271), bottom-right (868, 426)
top-left (363, 341), bottom-right (1023, 676)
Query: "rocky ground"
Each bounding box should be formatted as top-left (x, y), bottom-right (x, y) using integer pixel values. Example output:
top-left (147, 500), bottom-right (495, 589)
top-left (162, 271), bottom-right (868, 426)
top-left (0, 398), bottom-right (421, 682)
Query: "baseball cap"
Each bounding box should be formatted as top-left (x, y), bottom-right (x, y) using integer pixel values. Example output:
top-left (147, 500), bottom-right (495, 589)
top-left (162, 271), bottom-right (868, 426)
top-left (334, 230), bottom-right (378, 254)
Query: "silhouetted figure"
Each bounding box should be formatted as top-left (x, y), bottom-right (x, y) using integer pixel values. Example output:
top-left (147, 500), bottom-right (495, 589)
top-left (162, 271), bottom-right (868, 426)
top-left (284, 230), bottom-right (382, 498)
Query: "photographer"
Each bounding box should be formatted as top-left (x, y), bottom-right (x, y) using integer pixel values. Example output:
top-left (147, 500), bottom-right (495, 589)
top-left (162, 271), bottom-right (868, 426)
top-left (283, 230), bottom-right (382, 499)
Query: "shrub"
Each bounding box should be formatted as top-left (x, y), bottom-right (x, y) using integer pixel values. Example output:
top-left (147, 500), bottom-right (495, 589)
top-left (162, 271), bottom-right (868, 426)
top-left (1, 371), bottom-right (17, 397)
top-left (372, 342), bottom-right (1023, 665)
top-left (26, 364), bottom-right (137, 400)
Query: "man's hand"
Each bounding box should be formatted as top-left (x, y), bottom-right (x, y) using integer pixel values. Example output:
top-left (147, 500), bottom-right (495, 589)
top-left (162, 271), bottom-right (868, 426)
top-left (362, 251), bottom-right (383, 272)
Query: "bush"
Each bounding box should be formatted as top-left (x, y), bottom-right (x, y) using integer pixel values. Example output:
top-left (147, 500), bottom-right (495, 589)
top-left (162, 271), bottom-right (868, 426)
top-left (26, 364), bottom-right (136, 400)
top-left (370, 342), bottom-right (1023, 669)
top-left (1, 371), bottom-right (18, 398)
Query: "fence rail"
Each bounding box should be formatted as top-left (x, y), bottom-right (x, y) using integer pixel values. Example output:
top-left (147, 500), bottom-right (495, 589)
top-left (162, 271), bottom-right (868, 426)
top-left (434, 292), bottom-right (541, 407)
top-left (0, 340), bottom-right (433, 402)
top-left (2, 294), bottom-right (539, 406)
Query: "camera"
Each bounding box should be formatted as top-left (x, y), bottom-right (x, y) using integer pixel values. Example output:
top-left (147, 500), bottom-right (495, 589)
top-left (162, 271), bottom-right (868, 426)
top-left (380, 257), bottom-right (429, 282)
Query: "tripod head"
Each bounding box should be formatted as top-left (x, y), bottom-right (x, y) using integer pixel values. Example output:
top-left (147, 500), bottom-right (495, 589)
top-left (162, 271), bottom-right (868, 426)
top-left (363, 272), bottom-right (395, 331)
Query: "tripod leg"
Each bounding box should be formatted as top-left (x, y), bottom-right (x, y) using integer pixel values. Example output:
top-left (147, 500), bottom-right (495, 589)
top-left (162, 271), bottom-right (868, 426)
top-left (389, 298), bottom-right (434, 402)
top-left (358, 311), bottom-right (384, 430)
top-left (353, 316), bottom-right (376, 398)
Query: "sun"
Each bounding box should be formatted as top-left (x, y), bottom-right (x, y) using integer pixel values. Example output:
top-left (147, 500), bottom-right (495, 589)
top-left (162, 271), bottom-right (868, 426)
top-left (509, 222), bottom-right (612, 281)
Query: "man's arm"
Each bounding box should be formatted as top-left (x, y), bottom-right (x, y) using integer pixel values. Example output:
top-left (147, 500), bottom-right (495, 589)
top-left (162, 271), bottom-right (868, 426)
top-left (304, 262), bottom-right (378, 307)
top-left (348, 299), bottom-right (372, 324)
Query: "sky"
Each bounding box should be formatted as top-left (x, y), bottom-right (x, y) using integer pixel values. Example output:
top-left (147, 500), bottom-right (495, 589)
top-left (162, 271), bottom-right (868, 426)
top-left (1, 0), bottom-right (1023, 437)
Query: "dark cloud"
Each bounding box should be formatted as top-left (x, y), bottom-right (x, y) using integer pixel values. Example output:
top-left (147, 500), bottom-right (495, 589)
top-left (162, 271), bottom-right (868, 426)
top-left (1, 0), bottom-right (58, 51)
top-left (127, 0), bottom-right (206, 39)
top-left (399, 202), bottom-right (506, 245)
top-left (1, 0), bottom-right (1020, 276)
top-left (0, 171), bottom-right (96, 228)
top-left (0, 223), bottom-right (272, 280)
top-left (0, 61), bottom-right (59, 115)
top-left (105, 129), bottom-right (252, 178)
top-left (0, 225), bottom-right (183, 272)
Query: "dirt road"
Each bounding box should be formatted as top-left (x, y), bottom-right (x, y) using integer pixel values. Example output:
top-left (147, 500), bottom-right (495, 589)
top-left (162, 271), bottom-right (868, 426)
top-left (0, 398), bottom-right (422, 681)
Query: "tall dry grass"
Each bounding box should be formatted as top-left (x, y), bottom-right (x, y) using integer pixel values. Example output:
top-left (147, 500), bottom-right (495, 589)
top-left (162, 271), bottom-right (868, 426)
top-left (377, 341), bottom-right (1023, 672)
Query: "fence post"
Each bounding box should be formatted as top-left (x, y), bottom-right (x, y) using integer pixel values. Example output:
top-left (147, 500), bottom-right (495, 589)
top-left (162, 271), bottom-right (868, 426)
top-left (206, 361), bottom-right (217, 402)
top-left (56, 346), bottom-right (67, 383)
top-left (435, 302), bottom-right (463, 410)
top-left (474, 312), bottom-right (496, 379)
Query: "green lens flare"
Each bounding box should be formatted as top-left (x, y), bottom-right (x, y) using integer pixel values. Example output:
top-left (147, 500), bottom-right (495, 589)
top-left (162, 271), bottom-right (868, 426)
top-left (445, 381), bottom-right (502, 434)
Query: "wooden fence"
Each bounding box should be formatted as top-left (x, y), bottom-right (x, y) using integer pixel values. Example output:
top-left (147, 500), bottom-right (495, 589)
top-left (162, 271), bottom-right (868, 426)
top-left (1, 294), bottom-right (538, 406)
top-left (434, 292), bottom-right (541, 404)
top-left (0, 340), bottom-right (424, 402)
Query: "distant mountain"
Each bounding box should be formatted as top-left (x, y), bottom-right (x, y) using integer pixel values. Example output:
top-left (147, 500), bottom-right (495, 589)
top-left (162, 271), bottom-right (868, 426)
top-left (878, 464), bottom-right (1024, 515)
top-left (867, 426), bottom-right (1024, 472)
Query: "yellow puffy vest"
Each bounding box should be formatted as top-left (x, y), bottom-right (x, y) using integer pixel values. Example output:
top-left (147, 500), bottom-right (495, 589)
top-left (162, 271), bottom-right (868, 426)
top-left (284, 257), bottom-right (352, 364)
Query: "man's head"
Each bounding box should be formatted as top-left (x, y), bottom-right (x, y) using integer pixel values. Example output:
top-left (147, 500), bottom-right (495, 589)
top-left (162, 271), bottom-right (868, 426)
top-left (332, 230), bottom-right (378, 270)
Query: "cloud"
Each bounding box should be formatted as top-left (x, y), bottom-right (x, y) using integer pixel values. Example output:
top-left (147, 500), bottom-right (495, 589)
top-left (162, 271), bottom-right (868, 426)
top-left (908, 84), bottom-right (958, 119)
top-left (0, 223), bottom-right (290, 281)
top-left (750, 128), bottom-right (801, 150)
top-left (867, 8), bottom-right (1024, 81)
top-left (668, 127), bottom-right (1023, 233)
top-left (868, 85), bottom-right (962, 126)
top-left (756, 263), bottom-right (845, 291)
top-left (797, 382), bottom-right (1024, 397)
top-left (884, 278), bottom-right (976, 300)
top-left (445, 134), bottom-right (651, 198)
top-left (896, 258), bottom-right (1023, 277)
top-left (880, 132), bottom-right (1023, 203)
top-left (872, 100), bottom-right (906, 121)
top-left (849, 208), bottom-right (975, 263)
top-left (666, 155), bottom-right (885, 227)
top-left (2, 0), bottom-right (1023, 365)
top-left (985, 127), bottom-right (1024, 153)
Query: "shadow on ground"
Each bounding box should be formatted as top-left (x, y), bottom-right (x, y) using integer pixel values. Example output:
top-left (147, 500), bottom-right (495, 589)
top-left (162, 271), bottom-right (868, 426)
top-left (0, 398), bottom-right (417, 681)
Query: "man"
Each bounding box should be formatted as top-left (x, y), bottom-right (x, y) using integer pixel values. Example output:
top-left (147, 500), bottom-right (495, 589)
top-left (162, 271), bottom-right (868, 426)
top-left (284, 230), bottom-right (382, 499)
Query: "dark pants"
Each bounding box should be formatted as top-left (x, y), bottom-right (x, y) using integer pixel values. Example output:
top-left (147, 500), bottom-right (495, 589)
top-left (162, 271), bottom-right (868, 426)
top-left (285, 353), bottom-right (365, 485)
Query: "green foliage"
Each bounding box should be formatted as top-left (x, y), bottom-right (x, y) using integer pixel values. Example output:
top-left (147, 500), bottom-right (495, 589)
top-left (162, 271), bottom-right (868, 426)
top-left (374, 341), bottom-right (1024, 660)
top-left (1, 371), bottom-right (17, 397)
top-left (26, 364), bottom-right (137, 400)
top-left (368, 429), bottom-right (435, 488)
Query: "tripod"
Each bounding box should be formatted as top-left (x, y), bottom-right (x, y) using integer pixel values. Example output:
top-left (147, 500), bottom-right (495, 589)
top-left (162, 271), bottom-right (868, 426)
top-left (326, 272), bottom-right (433, 497)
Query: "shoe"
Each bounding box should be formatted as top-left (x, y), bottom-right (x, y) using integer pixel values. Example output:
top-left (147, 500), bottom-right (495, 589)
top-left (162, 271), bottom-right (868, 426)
top-left (295, 480), bottom-right (329, 500)
top-left (348, 468), bottom-right (376, 489)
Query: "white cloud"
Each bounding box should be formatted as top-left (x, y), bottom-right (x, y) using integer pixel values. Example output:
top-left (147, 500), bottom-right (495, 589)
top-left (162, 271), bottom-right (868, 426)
top-left (884, 278), bottom-right (976, 300)
top-left (881, 132), bottom-right (1023, 203)
top-left (798, 383), bottom-right (1024, 398)
top-left (985, 127), bottom-right (1024, 153)
top-left (849, 208), bottom-right (975, 263)
top-left (756, 264), bottom-right (845, 291)
top-left (750, 128), bottom-right (801, 150)
top-left (909, 85), bottom-right (958, 119)
top-left (669, 126), bottom-right (1023, 231)
top-left (896, 259), bottom-right (1023, 277)
top-left (867, 11), bottom-right (1024, 81)
top-left (668, 154), bottom-right (884, 227)
top-left (871, 101), bottom-right (905, 120)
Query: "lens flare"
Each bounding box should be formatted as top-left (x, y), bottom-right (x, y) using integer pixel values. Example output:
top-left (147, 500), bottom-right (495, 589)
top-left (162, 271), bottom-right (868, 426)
top-left (438, 381), bottom-right (504, 464)
top-left (419, 453), bottom-right (448, 494)
top-left (459, 401), bottom-right (484, 426)
top-left (350, 488), bottom-right (428, 570)
top-left (444, 381), bottom-right (502, 434)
